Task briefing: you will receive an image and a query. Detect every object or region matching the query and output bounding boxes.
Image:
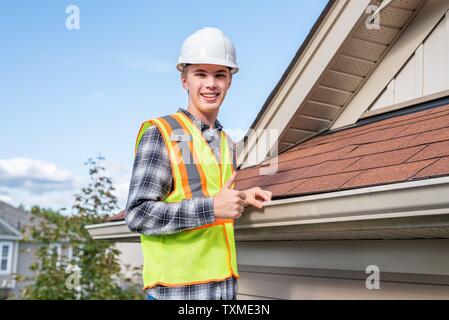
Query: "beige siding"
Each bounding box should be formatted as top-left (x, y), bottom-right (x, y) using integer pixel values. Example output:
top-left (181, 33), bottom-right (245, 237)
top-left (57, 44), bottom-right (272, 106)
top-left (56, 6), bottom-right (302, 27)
top-left (236, 239), bottom-right (449, 299)
top-left (236, 240), bottom-right (449, 275)
top-left (370, 12), bottom-right (449, 111)
top-left (115, 242), bottom-right (143, 286)
top-left (237, 265), bottom-right (449, 300)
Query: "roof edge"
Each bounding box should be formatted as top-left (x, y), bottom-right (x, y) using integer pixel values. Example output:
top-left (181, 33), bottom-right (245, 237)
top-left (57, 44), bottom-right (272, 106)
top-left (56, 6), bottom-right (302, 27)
top-left (86, 175), bottom-right (449, 241)
top-left (0, 216), bottom-right (22, 238)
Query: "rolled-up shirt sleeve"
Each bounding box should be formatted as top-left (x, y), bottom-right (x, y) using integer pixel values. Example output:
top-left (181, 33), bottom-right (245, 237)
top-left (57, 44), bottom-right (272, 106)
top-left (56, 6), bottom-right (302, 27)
top-left (125, 125), bottom-right (215, 236)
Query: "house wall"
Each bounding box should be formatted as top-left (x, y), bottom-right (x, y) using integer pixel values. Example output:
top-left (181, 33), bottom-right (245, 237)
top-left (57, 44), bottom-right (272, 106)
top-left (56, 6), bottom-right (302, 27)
top-left (236, 239), bottom-right (449, 299)
top-left (10, 242), bottom-right (139, 298)
top-left (237, 265), bottom-right (449, 300)
top-left (87, 227), bottom-right (449, 299)
top-left (14, 242), bottom-right (38, 298)
top-left (115, 242), bottom-right (143, 287)
top-left (370, 11), bottom-right (449, 111)
top-left (0, 240), bottom-right (18, 299)
top-left (4, 242), bottom-right (74, 299)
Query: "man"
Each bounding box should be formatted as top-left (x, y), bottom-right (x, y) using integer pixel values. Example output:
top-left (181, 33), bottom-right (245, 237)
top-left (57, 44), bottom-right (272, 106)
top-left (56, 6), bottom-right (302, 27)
top-left (125, 27), bottom-right (272, 300)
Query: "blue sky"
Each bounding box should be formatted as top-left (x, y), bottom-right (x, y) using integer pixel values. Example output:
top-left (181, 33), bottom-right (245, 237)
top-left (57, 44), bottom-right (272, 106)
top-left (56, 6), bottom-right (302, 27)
top-left (0, 0), bottom-right (328, 211)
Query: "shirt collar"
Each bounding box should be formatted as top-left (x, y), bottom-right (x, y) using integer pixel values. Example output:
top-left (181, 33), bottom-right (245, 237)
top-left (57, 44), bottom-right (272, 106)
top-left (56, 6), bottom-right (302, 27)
top-left (178, 108), bottom-right (223, 132)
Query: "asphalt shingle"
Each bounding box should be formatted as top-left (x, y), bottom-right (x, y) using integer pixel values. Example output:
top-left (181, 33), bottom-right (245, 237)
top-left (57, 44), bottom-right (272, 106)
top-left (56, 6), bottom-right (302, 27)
top-left (236, 103), bottom-right (449, 198)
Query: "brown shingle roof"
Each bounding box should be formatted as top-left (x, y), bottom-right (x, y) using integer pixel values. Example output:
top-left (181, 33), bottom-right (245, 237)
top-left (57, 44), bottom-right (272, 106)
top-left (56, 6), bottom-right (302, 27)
top-left (235, 103), bottom-right (449, 198)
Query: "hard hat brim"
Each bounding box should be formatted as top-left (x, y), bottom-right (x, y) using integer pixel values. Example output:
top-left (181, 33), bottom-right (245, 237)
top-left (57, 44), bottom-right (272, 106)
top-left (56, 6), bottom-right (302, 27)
top-left (177, 59), bottom-right (239, 74)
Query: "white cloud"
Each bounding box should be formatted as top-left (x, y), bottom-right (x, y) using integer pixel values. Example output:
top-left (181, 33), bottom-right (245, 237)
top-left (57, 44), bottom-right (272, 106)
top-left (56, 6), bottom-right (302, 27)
top-left (0, 158), bottom-right (131, 213)
top-left (0, 158), bottom-right (73, 181)
top-left (0, 158), bottom-right (76, 194)
top-left (1, 188), bottom-right (76, 212)
top-left (0, 158), bottom-right (81, 211)
top-left (0, 193), bottom-right (13, 204)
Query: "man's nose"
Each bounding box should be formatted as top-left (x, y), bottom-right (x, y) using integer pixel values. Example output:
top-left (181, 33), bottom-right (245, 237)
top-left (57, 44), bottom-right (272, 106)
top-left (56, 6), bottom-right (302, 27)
top-left (204, 75), bottom-right (217, 88)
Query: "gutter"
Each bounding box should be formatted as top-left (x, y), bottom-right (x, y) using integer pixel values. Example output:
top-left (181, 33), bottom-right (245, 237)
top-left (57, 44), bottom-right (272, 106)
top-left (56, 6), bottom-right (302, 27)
top-left (86, 176), bottom-right (449, 242)
top-left (0, 235), bottom-right (22, 241)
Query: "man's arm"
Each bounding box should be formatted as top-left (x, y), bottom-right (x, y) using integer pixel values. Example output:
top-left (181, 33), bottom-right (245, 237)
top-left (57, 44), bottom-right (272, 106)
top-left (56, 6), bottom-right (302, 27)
top-left (125, 125), bottom-right (215, 236)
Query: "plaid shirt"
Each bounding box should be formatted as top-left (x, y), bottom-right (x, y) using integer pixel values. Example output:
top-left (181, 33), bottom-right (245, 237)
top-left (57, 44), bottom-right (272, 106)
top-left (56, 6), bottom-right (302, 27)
top-left (125, 108), bottom-right (238, 300)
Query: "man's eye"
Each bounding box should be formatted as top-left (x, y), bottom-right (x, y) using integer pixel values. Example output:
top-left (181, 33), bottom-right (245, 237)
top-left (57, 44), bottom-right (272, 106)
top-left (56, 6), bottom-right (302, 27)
top-left (216, 74), bottom-right (226, 78)
top-left (195, 73), bottom-right (206, 77)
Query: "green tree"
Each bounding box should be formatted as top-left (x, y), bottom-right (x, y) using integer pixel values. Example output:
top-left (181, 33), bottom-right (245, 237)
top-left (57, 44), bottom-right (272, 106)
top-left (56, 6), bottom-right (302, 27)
top-left (21, 155), bottom-right (143, 300)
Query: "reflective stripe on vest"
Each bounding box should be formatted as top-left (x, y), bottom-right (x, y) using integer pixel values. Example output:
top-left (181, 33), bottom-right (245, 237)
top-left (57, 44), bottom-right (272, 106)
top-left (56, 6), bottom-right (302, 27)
top-left (135, 112), bottom-right (239, 289)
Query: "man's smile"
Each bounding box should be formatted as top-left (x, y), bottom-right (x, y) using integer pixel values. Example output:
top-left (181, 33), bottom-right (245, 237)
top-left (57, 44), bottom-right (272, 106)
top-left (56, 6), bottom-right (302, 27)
top-left (200, 92), bottom-right (220, 102)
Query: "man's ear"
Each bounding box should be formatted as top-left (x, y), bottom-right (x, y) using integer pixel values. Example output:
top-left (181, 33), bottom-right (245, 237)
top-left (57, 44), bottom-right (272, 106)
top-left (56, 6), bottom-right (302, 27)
top-left (181, 74), bottom-right (188, 91)
top-left (228, 70), bottom-right (233, 89)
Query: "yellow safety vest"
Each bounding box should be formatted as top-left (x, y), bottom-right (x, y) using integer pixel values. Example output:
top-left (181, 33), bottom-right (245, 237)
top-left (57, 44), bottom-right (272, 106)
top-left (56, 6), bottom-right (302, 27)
top-left (134, 111), bottom-right (239, 289)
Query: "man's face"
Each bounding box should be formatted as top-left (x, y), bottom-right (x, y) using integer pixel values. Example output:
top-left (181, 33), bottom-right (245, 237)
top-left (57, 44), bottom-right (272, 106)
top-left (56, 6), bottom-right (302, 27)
top-left (181, 64), bottom-right (232, 115)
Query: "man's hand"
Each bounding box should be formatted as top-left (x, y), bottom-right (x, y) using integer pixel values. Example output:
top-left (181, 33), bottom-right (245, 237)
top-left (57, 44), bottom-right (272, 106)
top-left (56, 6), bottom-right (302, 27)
top-left (242, 187), bottom-right (272, 209)
top-left (213, 172), bottom-right (247, 219)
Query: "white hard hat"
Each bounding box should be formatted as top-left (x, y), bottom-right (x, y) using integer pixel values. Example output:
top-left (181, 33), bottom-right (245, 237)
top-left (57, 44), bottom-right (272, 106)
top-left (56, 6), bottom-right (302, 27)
top-left (177, 27), bottom-right (239, 74)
